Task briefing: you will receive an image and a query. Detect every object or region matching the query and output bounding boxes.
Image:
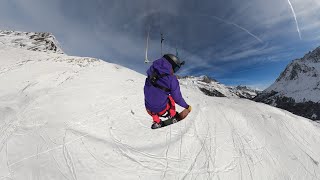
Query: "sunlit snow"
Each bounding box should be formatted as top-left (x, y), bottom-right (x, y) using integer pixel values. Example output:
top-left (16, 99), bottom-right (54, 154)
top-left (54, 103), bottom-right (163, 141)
top-left (1, 31), bottom-right (320, 180)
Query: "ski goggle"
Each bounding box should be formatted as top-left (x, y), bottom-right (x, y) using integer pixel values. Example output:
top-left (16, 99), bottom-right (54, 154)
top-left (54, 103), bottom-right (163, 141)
top-left (173, 61), bottom-right (185, 73)
top-left (173, 66), bottom-right (180, 73)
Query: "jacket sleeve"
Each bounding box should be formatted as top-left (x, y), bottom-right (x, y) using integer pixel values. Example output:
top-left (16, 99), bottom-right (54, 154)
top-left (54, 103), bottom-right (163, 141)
top-left (170, 76), bottom-right (189, 108)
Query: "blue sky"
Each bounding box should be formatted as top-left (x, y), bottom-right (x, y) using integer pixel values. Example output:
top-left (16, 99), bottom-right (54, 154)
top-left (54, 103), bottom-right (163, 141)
top-left (1, 0), bottom-right (320, 90)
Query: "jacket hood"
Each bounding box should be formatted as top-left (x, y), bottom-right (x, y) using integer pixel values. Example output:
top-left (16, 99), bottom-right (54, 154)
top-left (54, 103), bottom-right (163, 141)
top-left (147, 57), bottom-right (172, 76)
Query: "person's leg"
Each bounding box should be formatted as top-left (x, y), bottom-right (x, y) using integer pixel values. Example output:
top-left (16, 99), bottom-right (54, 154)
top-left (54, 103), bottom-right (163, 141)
top-left (151, 114), bottom-right (161, 123)
top-left (147, 97), bottom-right (175, 124)
top-left (146, 109), bottom-right (161, 123)
top-left (168, 96), bottom-right (177, 118)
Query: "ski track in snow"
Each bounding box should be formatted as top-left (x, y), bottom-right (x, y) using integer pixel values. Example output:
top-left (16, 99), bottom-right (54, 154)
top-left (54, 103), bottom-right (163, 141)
top-left (1, 36), bottom-right (320, 179)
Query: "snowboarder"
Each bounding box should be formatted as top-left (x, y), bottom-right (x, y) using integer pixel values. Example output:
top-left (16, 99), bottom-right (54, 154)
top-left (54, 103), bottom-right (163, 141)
top-left (144, 54), bottom-right (192, 129)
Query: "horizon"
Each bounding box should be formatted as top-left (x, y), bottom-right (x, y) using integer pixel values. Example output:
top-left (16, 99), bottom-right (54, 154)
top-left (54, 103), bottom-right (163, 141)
top-left (1, 0), bottom-right (320, 90)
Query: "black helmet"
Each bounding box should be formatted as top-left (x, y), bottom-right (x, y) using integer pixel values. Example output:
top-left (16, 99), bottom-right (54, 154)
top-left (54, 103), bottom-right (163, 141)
top-left (163, 54), bottom-right (185, 73)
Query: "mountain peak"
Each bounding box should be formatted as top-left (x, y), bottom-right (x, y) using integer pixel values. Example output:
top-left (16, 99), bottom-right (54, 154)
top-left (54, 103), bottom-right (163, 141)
top-left (255, 45), bottom-right (320, 120)
top-left (0, 30), bottom-right (63, 54)
top-left (303, 46), bottom-right (320, 63)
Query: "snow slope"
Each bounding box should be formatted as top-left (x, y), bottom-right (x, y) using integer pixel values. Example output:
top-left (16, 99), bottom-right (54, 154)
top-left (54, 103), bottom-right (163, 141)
top-left (1, 32), bottom-right (320, 180)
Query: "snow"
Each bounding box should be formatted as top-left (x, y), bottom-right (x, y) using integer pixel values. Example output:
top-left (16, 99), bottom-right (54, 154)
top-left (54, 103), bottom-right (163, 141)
top-left (312, 114), bottom-right (318, 119)
top-left (1, 32), bottom-right (320, 180)
top-left (179, 77), bottom-right (238, 97)
top-left (179, 76), bottom-right (258, 98)
top-left (0, 30), bottom-right (63, 54)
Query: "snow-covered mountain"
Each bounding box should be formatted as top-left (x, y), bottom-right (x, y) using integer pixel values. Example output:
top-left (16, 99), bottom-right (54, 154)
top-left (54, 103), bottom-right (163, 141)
top-left (1, 31), bottom-right (320, 180)
top-left (254, 46), bottom-right (320, 120)
top-left (179, 76), bottom-right (259, 99)
top-left (0, 30), bottom-right (63, 54)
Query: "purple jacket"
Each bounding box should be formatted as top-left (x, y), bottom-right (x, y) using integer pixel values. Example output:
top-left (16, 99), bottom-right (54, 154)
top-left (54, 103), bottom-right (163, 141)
top-left (144, 57), bottom-right (188, 113)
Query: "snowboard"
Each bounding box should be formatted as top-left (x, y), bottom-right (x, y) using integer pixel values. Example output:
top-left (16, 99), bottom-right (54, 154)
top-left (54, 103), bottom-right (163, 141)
top-left (151, 117), bottom-right (181, 129)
